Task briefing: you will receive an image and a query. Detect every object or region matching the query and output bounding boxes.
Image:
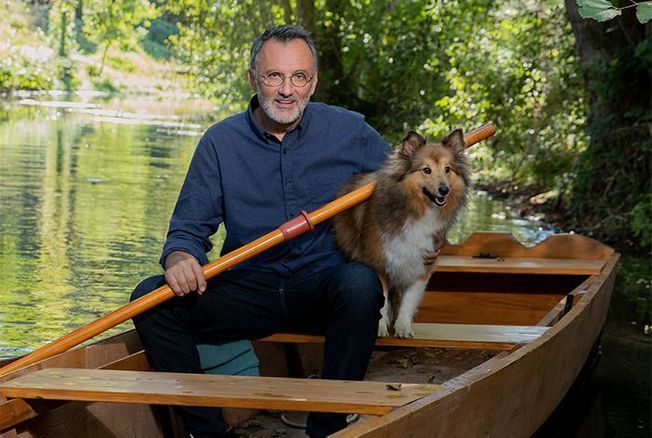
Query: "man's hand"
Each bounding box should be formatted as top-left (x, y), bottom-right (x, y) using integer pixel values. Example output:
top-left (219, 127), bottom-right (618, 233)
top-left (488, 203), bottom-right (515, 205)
top-left (164, 251), bottom-right (206, 296)
top-left (423, 234), bottom-right (446, 266)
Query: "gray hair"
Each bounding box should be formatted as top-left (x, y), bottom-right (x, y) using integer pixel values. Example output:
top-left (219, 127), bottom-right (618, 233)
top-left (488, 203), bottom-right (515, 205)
top-left (249, 25), bottom-right (318, 72)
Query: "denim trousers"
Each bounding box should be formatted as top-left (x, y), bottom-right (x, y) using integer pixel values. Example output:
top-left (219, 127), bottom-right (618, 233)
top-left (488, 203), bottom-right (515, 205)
top-left (130, 262), bottom-right (383, 438)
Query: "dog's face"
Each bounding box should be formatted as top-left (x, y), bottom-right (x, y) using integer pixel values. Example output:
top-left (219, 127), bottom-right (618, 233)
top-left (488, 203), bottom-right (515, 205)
top-left (399, 130), bottom-right (469, 217)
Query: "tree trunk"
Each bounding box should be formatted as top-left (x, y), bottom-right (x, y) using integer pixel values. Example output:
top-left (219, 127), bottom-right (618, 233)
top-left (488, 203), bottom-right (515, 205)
top-left (59, 7), bottom-right (68, 57)
top-left (563, 0), bottom-right (651, 246)
top-left (98, 40), bottom-right (112, 77)
top-left (296, 0), bottom-right (315, 29)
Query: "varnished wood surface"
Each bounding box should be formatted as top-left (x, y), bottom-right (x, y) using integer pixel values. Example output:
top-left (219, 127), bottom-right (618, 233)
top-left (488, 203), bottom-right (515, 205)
top-left (433, 255), bottom-right (605, 275)
top-left (260, 323), bottom-right (547, 351)
top-left (0, 368), bottom-right (440, 416)
top-left (0, 331), bottom-right (150, 432)
top-left (415, 291), bottom-right (565, 326)
top-left (442, 232), bottom-right (614, 260)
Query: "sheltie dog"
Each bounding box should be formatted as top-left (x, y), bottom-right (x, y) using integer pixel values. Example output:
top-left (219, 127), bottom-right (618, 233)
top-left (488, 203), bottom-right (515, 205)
top-left (333, 129), bottom-right (471, 338)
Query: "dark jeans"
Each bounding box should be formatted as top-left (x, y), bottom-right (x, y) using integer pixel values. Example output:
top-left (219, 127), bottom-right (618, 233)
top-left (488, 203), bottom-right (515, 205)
top-left (130, 262), bottom-right (383, 438)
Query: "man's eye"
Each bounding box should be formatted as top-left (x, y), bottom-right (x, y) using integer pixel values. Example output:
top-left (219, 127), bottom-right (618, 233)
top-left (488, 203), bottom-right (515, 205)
top-left (268, 72), bottom-right (283, 79)
top-left (294, 72), bottom-right (307, 80)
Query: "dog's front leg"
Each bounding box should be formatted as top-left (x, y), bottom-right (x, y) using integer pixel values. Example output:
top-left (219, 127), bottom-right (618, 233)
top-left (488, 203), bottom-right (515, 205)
top-left (394, 277), bottom-right (428, 338)
top-left (377, 274), bottom-right (391, 337)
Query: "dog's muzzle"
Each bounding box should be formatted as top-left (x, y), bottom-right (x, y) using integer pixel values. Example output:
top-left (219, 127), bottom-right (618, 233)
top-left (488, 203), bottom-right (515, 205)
top-left (422, 188), bottom-right (447, 207)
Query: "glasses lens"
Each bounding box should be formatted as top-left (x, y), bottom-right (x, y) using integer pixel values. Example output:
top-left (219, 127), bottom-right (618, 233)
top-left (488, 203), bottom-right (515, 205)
top-left (264, 75), bottom-right (283, 87)
top-left (290, 74), bottom-right (308, 87)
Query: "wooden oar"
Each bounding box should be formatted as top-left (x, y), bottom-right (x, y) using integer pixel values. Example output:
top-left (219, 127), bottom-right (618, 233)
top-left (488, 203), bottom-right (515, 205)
top-left (0, 123), bottom-right (496, 378)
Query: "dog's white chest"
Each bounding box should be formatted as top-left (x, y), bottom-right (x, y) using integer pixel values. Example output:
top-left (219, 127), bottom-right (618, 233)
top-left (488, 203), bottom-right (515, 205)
top-left (381, 210), bottom-right (443, 288)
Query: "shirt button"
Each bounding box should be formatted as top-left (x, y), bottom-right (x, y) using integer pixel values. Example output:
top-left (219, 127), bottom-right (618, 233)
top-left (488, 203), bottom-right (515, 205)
top-left (283, 148), bottom-right (288, 154)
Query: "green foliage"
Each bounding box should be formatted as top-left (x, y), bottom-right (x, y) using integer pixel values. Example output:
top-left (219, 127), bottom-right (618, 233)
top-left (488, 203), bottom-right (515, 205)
top-left (617, 255), bottom-right (652, 323)
top-left (636, 2), bottom-right (652, 22)
top-left (82, 0), bottom-right (160, 50)
top-left (142, 16), bottom-right (178, 59)
top-left (631, 194), bottom-right (652, 247)
top-left (577, 0), bottom-right (652, 23)
top-left (90, 76), bottom-right (122, 94)
top-left (106, 55), bottom-right (137, 73)
top-left (566, 9), bottom-right (650, 248)
top-left (0, 47), bottom-right (55, 92)
top-left (164, 0), bottom-right (286, 111)
top-left (420, 2), bottom-right (585, 187)
top-left (48, 0), bottom-right (77, 57)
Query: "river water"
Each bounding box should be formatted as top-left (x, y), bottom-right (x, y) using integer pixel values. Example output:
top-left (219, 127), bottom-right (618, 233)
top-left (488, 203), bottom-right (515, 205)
top-left (0, 95), bottom-right (648, 436)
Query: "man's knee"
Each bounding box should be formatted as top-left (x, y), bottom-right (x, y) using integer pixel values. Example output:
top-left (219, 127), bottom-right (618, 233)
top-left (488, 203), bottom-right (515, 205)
top-left (331, 262), bottom-right (384, 309)
top-left (130, 275), bottom-right (166, 302)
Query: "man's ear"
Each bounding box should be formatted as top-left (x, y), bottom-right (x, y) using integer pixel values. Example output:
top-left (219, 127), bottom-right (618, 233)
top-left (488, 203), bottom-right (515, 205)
top-left (248, 69), bottom-right (257, 90)
top-left (309, 71), bottom-right (318, 97)
top-left (400, 131), bottom-right (426, 158)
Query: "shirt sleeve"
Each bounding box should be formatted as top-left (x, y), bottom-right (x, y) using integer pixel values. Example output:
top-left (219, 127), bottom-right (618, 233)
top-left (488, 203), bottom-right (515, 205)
top-left (160, 137), bottom-right (223, 268)
top-left (358, 120), bottom-right (393, 172)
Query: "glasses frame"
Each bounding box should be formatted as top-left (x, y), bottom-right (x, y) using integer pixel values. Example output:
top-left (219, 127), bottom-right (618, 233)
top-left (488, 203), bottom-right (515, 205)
top-left (258, 71), bottom-right (314, 88)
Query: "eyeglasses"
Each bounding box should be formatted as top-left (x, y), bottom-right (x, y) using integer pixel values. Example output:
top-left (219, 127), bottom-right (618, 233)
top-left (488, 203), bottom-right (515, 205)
top-left (258, 71), bottom-right (314, 88)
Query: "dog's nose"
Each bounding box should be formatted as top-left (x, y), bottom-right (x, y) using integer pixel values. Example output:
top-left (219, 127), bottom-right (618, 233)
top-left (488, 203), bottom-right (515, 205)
top-left (438, 184), bottom-right (449, 196)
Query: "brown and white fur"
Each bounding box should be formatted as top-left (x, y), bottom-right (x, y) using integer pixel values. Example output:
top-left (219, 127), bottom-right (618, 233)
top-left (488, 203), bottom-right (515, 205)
top-left (333, 129), bottom-right (471, 338)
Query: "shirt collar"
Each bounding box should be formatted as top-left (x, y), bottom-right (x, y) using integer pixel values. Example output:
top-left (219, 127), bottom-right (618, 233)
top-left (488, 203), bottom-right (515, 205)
top-left (246, 95), bottom-right (312, 142)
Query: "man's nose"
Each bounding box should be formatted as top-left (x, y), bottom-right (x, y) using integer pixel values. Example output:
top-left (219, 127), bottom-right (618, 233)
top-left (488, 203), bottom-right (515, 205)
top-left (278, 78), bottom-right (294, 95)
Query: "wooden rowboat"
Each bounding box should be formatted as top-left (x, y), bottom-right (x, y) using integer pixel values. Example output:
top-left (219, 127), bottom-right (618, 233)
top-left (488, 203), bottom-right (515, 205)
top-left (0, 231), bottom-right (618, 437)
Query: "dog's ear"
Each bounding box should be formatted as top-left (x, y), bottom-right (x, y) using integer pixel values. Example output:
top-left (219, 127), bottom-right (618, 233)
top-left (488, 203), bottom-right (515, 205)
top-left (442, 129), bottom-right (465, 154)
top-left (401, 131), bottom-right (426, 157)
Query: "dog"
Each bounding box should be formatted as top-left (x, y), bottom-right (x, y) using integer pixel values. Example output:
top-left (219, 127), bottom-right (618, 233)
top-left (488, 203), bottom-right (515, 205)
top-left (333, 129), bottom-right (471, 338)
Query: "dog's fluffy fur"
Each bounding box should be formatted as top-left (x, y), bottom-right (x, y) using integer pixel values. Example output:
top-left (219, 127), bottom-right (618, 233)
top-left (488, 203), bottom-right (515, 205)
top-left (333, 129), bottom-right (471, 338)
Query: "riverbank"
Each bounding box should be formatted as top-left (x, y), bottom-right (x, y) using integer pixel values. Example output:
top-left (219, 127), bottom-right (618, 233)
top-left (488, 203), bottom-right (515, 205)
top-left (0, 0), bottom-right (187, 97)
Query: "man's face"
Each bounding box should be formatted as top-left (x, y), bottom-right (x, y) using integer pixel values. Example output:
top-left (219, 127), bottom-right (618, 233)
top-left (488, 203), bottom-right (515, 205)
top-left (249, 38), bottom-right (318, 128)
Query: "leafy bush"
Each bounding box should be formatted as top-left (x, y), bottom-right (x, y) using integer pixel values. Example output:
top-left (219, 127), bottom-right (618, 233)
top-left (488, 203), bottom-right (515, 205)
top-left (106, 55), bottom-right (136, 73)
top-left (0, 49), bottom-right (55, 91)
top-left (631, 194), bottom-right (652, 248)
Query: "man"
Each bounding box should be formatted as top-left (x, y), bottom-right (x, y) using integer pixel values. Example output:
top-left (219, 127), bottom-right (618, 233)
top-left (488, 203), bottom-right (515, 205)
top-left (131, 25), bottom-right (392, 437)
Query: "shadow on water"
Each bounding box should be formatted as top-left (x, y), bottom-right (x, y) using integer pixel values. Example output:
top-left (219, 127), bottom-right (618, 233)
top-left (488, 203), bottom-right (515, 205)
top-left (0, 96), bottom-right (649, 436)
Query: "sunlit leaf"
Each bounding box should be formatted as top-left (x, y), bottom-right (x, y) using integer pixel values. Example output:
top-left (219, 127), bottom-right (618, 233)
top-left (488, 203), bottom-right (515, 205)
top-left (576, 0), bottom-right (614, 9)
top-left (636, 2), bottom-right (652, 23)
top-left (578, 6), bottom-right (622, 21)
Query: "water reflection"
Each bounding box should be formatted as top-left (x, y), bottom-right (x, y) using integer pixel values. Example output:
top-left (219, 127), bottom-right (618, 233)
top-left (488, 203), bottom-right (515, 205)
top-left (0, 97), bottom-right (553, 358)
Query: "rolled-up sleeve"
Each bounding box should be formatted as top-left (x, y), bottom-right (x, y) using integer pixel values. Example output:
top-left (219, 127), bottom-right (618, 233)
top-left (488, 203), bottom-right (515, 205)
top-left (160, 138), bottom-right (223, 268)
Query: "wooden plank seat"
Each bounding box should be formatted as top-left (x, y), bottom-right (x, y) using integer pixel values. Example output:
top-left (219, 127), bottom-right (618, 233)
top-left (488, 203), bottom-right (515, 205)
top-left (433, 255), bottom-right (605, 276)
top-left (0, 368), bottom-right (440, 415)
top-left (260, 323), bottom-right (549, 351)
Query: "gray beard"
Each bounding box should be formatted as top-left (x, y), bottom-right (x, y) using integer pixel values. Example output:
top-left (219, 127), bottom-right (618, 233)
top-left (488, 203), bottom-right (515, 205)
top-left (256, 87), bottom-right (304, 126)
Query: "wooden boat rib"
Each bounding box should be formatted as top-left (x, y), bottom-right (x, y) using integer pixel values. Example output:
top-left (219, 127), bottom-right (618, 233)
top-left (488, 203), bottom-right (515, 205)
top-left (0, 232), bottom-right (619, 438)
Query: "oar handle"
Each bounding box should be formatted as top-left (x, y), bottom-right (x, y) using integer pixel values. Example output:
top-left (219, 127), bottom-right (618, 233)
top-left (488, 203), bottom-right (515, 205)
top-left (0, 122), bottom-right (496, 378)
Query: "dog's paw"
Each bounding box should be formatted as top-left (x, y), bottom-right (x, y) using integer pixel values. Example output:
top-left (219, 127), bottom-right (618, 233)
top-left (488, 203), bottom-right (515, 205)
top-left (393, 318), bottom-right (415, 338)
top-left (377, 317), bottom-right (391, 337)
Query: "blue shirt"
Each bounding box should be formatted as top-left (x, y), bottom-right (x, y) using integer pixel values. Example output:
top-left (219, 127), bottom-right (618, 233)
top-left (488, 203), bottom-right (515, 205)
top-left (161, 96), bottom-right (392, 278)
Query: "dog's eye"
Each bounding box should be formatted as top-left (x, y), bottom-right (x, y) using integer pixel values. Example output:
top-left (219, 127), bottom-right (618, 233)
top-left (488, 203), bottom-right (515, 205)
top-left (423, 167), bottom-right (432, 174)
top-left (445, 165), bottom-right (452, 174)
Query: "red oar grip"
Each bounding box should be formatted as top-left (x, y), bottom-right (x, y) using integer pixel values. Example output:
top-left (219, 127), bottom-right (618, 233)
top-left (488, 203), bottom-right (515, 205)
top-left (279, 210), bottom-right (315, 240)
